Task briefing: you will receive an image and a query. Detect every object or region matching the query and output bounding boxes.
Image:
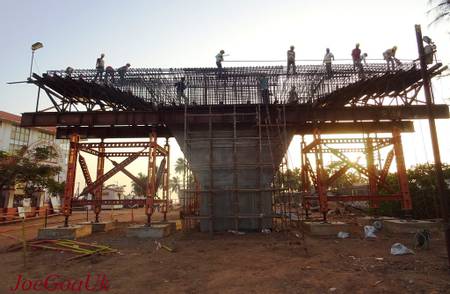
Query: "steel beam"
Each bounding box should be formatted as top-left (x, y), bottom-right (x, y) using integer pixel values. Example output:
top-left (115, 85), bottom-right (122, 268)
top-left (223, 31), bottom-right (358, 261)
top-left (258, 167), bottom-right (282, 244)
top-left (54, 121), bottom-right (415, 139)
top-left (20, 105), bottom-right (449, 128)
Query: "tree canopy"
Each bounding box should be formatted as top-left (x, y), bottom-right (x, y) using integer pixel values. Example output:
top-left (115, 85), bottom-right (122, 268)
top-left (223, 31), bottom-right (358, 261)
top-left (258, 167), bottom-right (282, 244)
top-left (0, 146), bottom-right (63, 197)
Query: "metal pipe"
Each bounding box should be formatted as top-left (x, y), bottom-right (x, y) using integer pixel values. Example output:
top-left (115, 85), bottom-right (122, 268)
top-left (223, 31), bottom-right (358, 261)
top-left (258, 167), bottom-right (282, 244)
top-left (29, 50), bottom-right (35, 79)
top-left (415, 24), bottom-right (450, 269)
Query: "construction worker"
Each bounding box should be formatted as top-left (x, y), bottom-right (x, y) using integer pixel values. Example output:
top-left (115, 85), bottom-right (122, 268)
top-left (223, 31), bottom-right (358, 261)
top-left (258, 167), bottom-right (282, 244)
top-left (287, 45), bottom-right (296, 75)
top-left (117, 63), bottom-right (131, 84)
top-left (323, 48), bottom-right (334, 78)
top-left (257, 75), bottom-right (270, 104)
top-left (65, 66), bottom-right (74, 78)
top-left (287, 85), bottom-right (299, 104)
top-left (93, 53), bottom-right (105, 81)
top-left (215, 50), bottom-right (227, 69)
top-left (174, 77), bottom-right (188, 105)
top-left (104, 66), bottom-right (115, 83)
top-left (358, 53), bottom-right (369, 79)
top-left (351, 43), bottom-right (361, 71)
top-left (361, 53), bottom-right (368, 66)
top-left (423, 36), bottom-right (436, 65)
top-left (383, 46), bottom-right (401, 71)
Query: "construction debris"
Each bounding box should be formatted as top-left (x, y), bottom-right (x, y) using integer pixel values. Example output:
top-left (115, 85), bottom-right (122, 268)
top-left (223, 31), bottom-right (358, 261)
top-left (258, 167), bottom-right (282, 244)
top-left (390, 243), bottom-right (414, 255)
top-left (337, 232), bottom-right (350, 239)
top-left (364, 226), bottom-right (377, 238)
top-left (10, 239), bottom-right (117, 261)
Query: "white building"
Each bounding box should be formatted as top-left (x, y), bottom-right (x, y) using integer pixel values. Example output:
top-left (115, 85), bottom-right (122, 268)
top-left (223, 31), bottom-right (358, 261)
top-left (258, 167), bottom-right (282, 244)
top-left (101, 184), bottom-right (125, 210)
top-left (0, 110), bottom-right (69, 218)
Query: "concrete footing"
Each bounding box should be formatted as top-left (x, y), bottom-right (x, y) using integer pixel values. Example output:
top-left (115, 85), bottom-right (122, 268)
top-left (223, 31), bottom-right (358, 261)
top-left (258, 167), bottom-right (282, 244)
top-left (383, 219), bottom-right (443, 235)
top-left (127, 224), bottom-right (172, 239)
top-left (151, 221), bottom-right (177, 232)
top-left (302, 221), bottom-right (350, 236)
top-left (77, 221), bottom-right (116, 233)
top-left (356, 216), bottom-right (396, 227)
top-left (37, 225), bottom-right (92, 240)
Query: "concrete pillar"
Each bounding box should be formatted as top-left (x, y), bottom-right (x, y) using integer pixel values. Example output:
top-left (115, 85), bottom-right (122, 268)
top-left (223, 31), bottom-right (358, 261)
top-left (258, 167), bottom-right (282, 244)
top-left (173, 125), bottom-right (293, 232)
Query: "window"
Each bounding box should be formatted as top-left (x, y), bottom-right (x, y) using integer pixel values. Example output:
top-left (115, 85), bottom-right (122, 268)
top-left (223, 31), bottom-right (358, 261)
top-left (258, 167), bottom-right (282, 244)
top-left (9, 125), bottom-right (30, 152)
top-left (38, 131), bottom-right (55, 142)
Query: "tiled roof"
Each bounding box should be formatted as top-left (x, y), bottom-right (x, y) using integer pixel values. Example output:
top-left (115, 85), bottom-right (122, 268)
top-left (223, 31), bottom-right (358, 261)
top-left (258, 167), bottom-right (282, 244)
top-left (0, 110), bottom-right (56, 134)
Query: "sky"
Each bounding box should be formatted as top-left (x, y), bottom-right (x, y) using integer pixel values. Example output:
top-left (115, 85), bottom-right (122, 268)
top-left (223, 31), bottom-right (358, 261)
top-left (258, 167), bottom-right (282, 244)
top-left (0, 0), bottom-right (449, 195)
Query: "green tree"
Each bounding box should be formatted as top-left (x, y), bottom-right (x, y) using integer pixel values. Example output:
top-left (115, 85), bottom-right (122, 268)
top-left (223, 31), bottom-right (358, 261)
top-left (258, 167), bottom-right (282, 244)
top-left (131, 172), bottom-right (147, 197)
top-left (169, 176), bottom-right (181, 194)
top-left (378, 163), bottom-right (450, 219)
top-left (0, 146), bottom-right (62, 197)
top-left (324, 161), bottom-right (367, 191)
top-left (278, 168), bottom-right (302, 191)
top-left (174, 157), bottom-right (187, 174)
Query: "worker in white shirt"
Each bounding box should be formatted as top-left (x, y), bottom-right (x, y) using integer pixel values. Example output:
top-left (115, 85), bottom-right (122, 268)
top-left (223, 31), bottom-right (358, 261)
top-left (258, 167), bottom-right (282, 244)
top-left (323, 48), bottom-right (334, 78)
top-left (94, 53), bottom-right (105, 81)
top-left (216, 50), bottom-right (228, 69)
top-left (383, 46), bottom-right (401, 71)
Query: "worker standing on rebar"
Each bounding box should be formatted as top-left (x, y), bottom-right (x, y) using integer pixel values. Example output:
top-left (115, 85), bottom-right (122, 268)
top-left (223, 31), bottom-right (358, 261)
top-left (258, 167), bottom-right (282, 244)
top-left (93, 53), bottom-right (105, 81)
top-left (104, 66), bottom-right (115, 83)
top-left (117, 63), bottom-right (131, 85)
top-left (174, 77), bottom-right (188, 105)
top-left (383, 46), bottom-right (401, 71)
top-left (257, 75), bottom-right (270, 104)
top-left (323, 48), bottom-right (334, 78)
top-left (351, 43), bottom-right (361, 71)
top-left (287, 45), bottom-right (296, 75)
top-left (216, 50), bottom-right (227, 70)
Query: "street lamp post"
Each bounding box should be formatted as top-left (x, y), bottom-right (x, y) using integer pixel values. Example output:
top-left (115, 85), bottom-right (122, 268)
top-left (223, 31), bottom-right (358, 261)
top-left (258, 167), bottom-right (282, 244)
top-left (29, 42), bottom-right (43, 79)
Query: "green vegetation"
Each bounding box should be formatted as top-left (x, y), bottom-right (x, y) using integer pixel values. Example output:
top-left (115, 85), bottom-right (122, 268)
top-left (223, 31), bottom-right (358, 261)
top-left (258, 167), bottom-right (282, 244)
top-left (0, 146), bottom-right (63, 197)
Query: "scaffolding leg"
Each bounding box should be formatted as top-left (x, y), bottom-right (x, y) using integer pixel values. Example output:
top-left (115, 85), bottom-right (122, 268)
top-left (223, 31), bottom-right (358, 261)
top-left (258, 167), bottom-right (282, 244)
top-left (162, 138), bottom-right (170, 222)
top-left (94, 139), bottom-right (105, 223)
top-left (366, 137), bottom-right (379, 211)
top-left (313, 130), bottom-right (328, 221)
top-left (392, 127), bottom-right (412, 212)
top-left (146, 130), bottom-right (158, 226)
top-left (62, 134), bottom-right (79, 227)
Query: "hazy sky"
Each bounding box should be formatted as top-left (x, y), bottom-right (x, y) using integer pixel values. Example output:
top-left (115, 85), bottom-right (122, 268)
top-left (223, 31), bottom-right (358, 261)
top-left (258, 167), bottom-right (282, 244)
top-left (0, 0), bottom-right (449, 194)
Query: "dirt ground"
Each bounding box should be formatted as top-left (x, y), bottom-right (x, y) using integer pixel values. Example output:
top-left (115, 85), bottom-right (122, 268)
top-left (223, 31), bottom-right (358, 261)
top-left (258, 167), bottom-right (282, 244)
top-left (0, 211), bottom-right (449, 293)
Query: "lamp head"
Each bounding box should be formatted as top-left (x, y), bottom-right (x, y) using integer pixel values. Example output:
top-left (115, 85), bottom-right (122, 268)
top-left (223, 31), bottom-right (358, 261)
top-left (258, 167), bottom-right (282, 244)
top-left (423, 36), bottom-right (433, 45)
top-left (31, 42), bottom-right (43, 51)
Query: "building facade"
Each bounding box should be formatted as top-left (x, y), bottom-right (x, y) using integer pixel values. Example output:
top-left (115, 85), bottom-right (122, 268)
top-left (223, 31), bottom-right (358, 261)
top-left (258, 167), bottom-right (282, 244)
top-left (0, 110), bottom-right (69, 219)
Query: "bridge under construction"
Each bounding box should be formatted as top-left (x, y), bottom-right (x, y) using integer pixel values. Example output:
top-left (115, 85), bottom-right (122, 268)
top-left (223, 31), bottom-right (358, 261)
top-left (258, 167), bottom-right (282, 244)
top-left (20, 28), bottom-right (449, 236)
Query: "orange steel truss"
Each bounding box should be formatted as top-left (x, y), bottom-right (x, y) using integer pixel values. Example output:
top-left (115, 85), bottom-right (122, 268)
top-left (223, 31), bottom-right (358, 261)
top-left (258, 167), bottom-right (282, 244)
top-left (62, 132), bottom-right (170, 226)
top-left (300, 128), bottom-right (412, 221)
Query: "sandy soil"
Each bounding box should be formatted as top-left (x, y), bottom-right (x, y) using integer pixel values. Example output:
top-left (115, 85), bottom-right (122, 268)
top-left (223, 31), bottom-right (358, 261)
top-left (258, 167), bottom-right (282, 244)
top-left (0, 213), bottom-right (449, 293)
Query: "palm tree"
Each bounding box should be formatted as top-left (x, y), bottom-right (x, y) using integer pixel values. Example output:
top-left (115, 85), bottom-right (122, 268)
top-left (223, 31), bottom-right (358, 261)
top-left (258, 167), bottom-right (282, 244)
top-left (131, 172), bottom-right (147, 197)
top-left (174, 157), bottom-right (187, 174)
top-left (169, 176), bottom-right (181, 194)
top-left (428, 0), bottom-right (450, 26)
